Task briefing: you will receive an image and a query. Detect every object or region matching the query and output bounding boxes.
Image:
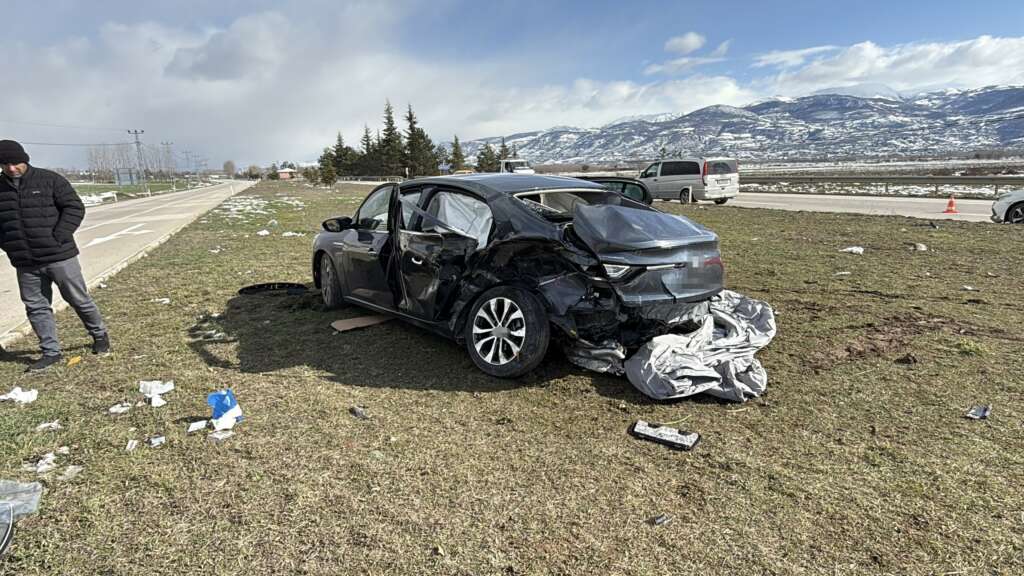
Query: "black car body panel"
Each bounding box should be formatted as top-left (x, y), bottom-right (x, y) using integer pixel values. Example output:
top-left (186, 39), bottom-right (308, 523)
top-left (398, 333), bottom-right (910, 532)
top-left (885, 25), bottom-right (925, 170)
top-left (313, 174), bottom-right (724, 352)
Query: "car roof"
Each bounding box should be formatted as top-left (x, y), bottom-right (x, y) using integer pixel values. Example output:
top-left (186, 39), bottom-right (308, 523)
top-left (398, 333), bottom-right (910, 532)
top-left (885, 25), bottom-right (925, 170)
top-left (404, 173), bottom-right (605, 199)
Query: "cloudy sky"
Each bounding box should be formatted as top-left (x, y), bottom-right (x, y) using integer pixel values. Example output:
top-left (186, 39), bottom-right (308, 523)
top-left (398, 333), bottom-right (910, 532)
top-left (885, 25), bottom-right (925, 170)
top-left (5, 0), bottom-right (1024, 169)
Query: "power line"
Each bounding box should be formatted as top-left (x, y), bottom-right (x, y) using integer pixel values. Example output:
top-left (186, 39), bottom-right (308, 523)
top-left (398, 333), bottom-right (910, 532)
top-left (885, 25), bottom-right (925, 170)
top-left (0, 119), bottom-right (125, 132)
top-left (20, 141), bottom-right (134, 147)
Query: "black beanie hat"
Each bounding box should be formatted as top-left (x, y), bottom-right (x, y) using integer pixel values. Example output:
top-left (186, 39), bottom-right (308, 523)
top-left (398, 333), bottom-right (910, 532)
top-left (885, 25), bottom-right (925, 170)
top-left (0, 140), bottom-right (29, 164)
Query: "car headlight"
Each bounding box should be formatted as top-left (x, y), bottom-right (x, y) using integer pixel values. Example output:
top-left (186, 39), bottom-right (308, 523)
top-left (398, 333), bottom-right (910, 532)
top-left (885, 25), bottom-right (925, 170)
top-left (602, 264), bottom-right (632, 279)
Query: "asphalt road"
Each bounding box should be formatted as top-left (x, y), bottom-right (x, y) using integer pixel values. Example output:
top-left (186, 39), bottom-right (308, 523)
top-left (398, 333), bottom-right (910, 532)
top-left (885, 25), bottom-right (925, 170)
top-left (0, 180), bottom-right (254, 347)
top-left (730, 192), bottom-right (994, 222)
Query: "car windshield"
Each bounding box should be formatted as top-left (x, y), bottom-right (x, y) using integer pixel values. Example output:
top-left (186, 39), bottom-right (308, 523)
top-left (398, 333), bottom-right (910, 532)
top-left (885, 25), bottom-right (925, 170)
top-left (516, 189), bottom-right (647, 221)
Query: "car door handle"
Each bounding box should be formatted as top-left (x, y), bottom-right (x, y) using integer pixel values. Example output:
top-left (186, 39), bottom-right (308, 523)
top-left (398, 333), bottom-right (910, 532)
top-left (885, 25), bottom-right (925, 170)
top-left (332, 242), bottom-right (345, 247)
top-left (411, 257), bottom-right (423, 266)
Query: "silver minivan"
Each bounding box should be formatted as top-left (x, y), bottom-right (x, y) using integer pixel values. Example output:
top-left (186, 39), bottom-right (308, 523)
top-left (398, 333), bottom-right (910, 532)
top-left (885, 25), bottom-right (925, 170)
top-left (638, 157), bottom-right (739, 204)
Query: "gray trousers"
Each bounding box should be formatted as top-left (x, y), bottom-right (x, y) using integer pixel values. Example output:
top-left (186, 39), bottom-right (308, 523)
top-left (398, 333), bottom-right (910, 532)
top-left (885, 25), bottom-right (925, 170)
top-left (16, 256), bottom-right (107, 356)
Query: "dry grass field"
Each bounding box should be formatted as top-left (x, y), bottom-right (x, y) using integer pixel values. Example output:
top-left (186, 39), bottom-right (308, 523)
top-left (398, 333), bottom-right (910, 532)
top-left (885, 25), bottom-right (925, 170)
top-left (1, 180), bottom-right (1021, 575)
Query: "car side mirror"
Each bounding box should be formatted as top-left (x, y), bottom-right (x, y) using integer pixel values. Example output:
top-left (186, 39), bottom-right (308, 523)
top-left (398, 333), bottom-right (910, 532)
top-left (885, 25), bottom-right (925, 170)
top-left (322, 216), bottom-right (352, 233)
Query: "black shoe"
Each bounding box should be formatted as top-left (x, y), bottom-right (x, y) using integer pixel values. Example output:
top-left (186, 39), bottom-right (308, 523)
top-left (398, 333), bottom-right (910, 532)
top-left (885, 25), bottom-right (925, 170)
top-left (26, 354), bottom-right (63, 373)
top-left (92, 334), bottom-right (111, 355)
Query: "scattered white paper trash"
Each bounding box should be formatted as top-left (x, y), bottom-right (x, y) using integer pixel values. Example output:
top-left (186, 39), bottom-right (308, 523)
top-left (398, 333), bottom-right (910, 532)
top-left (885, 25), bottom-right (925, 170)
top-left (151, 298), bottom-right (172, 305)
top-left (255, 229), bottom-right (270, 237)
top-left (34, 420), bottom-right (61, 432)
top-left (281, 232), bottom-right (306, 237)
top-left (109, 402), bottom-right (132, 415)
top-left (139, 380), bottom-right (175, 407)
top-left (187, 420), bottom-right (208, 434)
top-left (0, 387), bottom-right (38, 405)
top-left (961, 285), bottom-right (979, 292)
top-left (207, 390), bottom-right (243, 431)
top-left (125, 439), bottom-right (139, 452)
top-left (840, 246), bottom-right (865, 255)
top-left (21, 453), bottom-right (57, 475)
top-left (208, 430), bottom-right (234, 443)
top-left (148, 436), bottom-right (166, 448)
top-left (56, 465), bottom-right (83, 482)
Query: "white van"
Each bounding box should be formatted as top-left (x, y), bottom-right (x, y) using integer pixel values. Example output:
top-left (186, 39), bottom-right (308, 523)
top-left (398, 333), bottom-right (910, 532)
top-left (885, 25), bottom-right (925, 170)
top-left (638, 157), bottom-right (739, 204)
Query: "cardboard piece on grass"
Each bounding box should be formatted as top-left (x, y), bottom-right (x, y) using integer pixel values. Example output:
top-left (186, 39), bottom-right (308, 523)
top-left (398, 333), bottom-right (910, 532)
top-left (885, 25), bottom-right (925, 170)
top-left (187, 420), bottom-right (208, 433)
top-left (0, 387), bottom-right (38, 405)
top-left (331, 315), bottom-right (392, 333)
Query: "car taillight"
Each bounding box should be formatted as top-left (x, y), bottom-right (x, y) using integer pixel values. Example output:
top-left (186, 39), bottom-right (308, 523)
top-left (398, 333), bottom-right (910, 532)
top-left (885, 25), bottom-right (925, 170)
top-left (702, 161), bottom-right (708, 185)
top-left (704, 255), bottom-right (723, 269)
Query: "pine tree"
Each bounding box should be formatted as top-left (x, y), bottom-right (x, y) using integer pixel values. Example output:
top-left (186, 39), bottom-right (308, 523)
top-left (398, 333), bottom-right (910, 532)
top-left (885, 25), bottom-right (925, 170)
top-left (318, 147), bottom-right (337, 186)
top-left (379, 101), bottom-right (404, 176)
top-left (498, 137), bottom-right (510, 160)
top-left (476, 143), bottom-right (499, 172)
top-left (434, 144), bottom-right (450, 171)
top-left (450, 135), bottom-right (466, 172)
top-left (511, 143), bottom-right (518, 158)
top-left (357, 125), bottom-right (377, 176)
top-left (403, 104), bottom-right (437, 178)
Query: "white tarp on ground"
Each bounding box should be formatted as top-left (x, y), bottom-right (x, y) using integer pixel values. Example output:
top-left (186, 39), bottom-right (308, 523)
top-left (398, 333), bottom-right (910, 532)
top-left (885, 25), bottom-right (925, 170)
top-left (624, 290), bottom-right (776, 402)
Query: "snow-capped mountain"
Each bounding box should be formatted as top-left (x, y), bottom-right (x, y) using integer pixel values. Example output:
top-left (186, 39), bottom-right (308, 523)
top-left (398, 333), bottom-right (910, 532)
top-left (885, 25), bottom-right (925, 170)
top-left (458, 85), bottom-right (1024, 163)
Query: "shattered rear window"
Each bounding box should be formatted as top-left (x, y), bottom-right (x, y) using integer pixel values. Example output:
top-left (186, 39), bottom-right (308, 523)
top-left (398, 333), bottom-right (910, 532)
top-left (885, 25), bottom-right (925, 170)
top-left (515, 190), bottom-right (645, 221)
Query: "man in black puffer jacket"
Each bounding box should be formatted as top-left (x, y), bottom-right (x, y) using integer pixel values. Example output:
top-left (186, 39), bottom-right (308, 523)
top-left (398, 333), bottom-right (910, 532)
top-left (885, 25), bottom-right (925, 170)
top-left (0, 140), bottom-right (110, 371)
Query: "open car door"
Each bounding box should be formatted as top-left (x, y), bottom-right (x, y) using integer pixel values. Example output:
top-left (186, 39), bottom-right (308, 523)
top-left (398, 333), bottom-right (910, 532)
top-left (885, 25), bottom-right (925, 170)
top-left (392, 189), bottom-right (492, 321)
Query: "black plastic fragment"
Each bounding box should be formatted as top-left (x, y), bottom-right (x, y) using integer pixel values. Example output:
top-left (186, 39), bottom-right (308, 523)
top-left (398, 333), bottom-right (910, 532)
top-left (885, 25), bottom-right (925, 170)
top-left (237, 283), bottom-right (309, 296)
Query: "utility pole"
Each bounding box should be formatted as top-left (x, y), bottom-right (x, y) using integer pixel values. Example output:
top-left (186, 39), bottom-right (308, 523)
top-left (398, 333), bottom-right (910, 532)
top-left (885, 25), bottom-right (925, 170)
top-left (161, 141), bottom-right (175, 191)
top-left (128, 129), bottom-right (150, 196)
top-left (180, 150), bottom-right (193, 188)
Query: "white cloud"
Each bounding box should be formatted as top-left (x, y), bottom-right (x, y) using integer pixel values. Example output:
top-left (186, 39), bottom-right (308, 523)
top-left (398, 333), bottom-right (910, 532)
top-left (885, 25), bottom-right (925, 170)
top-left (710, 40), bottom-right (732, 58)
top-left (761, 36), bottom-right (1024, 94)
top-left (664, 32), bottom-right (705, 55)
top-left (643, 56), bottom-right (725, 76)
top-left (753, 45), bottom-right (838, 68)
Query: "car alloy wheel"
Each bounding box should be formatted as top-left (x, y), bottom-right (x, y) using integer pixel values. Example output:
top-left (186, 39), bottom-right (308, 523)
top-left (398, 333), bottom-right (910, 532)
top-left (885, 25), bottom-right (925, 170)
top-left (472, 297), bottom-right (526, 366)
top-left (320, 255), bottom-right (343, 309)
top-left (1008, 203), bottom-right (1024, 224)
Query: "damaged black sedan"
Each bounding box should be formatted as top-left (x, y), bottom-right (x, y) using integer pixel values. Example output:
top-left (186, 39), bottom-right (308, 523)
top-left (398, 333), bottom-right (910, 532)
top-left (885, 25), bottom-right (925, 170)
top-left (313, 174), bottom-right (724, 378)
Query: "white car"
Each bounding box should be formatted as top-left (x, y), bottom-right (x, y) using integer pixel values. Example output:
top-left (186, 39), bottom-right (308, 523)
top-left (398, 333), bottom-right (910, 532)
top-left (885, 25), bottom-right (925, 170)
top-left (991, 190), bottom-right (1024, 224)
top-left (638, 157), bottom-right (739, 204)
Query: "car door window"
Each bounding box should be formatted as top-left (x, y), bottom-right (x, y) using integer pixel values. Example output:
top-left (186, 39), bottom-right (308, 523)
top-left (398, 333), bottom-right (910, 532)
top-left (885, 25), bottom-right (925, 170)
top-left (355, 186), bottom-right (392, 230)
top-left (398, 191), bottom-right (422, 230)
top-left (640, 163), bottom-right (660, 178)
top-left (422, 191), bottom-right (493, 248)
top-left (622, 183), bottom-right (646, 203)
top-left (661, 161), bottom-right (700, 176)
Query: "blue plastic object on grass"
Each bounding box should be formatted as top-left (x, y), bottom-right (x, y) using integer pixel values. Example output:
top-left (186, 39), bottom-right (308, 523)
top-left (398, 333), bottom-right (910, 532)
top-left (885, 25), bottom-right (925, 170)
top-left (207, 389), bottom-right (243, 430)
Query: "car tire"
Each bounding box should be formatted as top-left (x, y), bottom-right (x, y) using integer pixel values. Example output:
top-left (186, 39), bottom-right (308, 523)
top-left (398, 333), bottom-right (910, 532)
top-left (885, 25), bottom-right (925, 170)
top-left (319, 253), bottom-right (344, 309)
top-left (1007, 202), bottom-right (1024, 224)
top-left (464, 286), bottom-right (549, 378)
top-left (714, 198), bottom-right (729, 205)
top-left (679, 189), bottom-right (693, 204)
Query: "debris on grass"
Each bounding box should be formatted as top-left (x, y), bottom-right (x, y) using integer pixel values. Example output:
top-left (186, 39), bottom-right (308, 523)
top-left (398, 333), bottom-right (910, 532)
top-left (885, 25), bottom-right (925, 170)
top-left (208, 430), bottom-right (234, 443)
top-left (628, 420), bottom-right (700, 451)
top-left (148, 436), bottom-right (166, 448)
top-left (21, 453), bottom-right (57, 475)
top-left (187, 420), bottom-right (208, 434)
top-left (97, 282), bottom-right (108, 289)
top-left (267, 219), bottom-right (279, 227)
top-left (840, 246), bottom-right (865, 255)
top-left (209, 247), bottom-right (223, 254)
top-left (108, 402), bottom-right (131, 415)
top-left (255, 229), bottom-right (270, 236)
top-left (349, 406), bottom-right (370, 420)
top-left (910, 243), bottom-right (928, 252)
top-left (56, 465), bottom-right (83, 482)
top-left (649, 513), bottom-right (672, 526)
top-left (55, 446), bottom-right (70, 456)
top-left (0, 480), bottom-right (42, 519)
top-left (331, 315), bottom-right (392, 333)
top-left (66, 356), bottom-right (82, 368)
top-left (35, 420), bottom-right (61, 432)
top-left (0, 387), bottom-right (38, 405)
top-left (139, 380), bottom-right (175, 407)
top-left (895, 353), bottom-right (918, 365)
top-left (965, 405), bottom-right (992, 420)
top-left (208, 389), bottom-right (243, 431)
top-left (281, 231), bottom-right (306, 237)
top-left (151, 298), bottom-right (171, 305)
top-left (125, 439), bottom-right (139, 452)
top-left (833, 271), bottom-right (852, 277)
top-left (961, 285), bottom-right (979, 292)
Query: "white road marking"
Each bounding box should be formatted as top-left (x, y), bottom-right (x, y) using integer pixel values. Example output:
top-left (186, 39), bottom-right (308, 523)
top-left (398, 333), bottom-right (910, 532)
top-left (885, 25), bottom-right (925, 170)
top-left (83, 223), bottom-right (153, 248)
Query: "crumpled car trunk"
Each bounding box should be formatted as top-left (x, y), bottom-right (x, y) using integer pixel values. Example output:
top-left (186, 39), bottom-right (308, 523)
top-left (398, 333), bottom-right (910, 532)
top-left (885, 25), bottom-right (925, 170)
top-left (571, 203), bottom-right (724, 305)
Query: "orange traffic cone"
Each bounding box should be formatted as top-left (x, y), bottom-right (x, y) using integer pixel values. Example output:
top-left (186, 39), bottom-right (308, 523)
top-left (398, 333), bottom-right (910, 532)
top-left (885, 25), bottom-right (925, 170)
top-left (943, 195), bottom-right (959, 214)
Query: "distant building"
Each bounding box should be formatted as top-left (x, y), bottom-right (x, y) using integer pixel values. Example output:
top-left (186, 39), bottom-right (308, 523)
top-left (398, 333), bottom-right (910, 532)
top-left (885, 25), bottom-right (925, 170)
top-left (277, 168), bottom-right (298, 180)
